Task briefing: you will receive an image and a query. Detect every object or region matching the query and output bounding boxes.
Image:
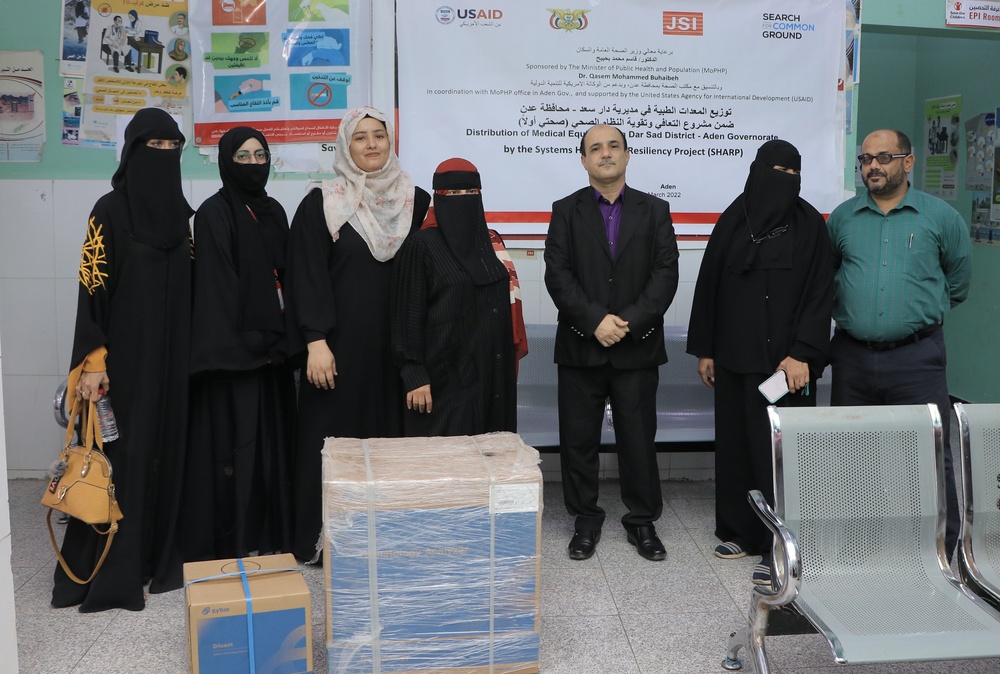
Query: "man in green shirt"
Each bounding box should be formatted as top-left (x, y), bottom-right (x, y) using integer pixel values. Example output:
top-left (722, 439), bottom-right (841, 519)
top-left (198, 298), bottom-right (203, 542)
top-left (826, 128), bottom-right (971, 556)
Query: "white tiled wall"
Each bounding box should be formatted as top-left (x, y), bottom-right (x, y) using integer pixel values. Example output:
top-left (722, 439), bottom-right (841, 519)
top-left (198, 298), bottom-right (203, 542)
top-left (0, 339), bottom-right (19, 674)
top-left (0, 179), bottom-right (710, 477)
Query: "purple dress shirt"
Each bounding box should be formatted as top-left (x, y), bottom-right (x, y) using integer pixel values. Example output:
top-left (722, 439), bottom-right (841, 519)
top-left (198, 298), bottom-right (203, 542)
top-left (594, 186), bottom-right (624, 259)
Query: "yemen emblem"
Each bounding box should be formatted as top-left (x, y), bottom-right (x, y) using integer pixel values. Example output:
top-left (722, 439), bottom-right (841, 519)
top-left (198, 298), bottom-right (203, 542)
top-left (548, 9), bottom-right (590, 31)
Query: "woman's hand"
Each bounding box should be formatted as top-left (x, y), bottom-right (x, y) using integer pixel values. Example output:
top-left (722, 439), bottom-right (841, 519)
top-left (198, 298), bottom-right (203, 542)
top-left (407, 385), bottom-right (432, 413)
top-left (77, 371), bottom-right (109, 401)
top-left (777, 356), bottom-right (810, 394)
top-left (306, 340), bottom-right (337, 389)
top-left (697, 357), bottom-right (715, 389)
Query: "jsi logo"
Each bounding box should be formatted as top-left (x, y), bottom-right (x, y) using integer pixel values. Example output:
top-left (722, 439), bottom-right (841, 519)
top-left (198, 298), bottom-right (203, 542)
top-left (663, 12), bottom-right (703, 35)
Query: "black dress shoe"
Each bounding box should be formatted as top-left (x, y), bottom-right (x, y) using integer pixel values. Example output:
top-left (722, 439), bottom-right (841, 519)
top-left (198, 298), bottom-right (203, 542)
top-left (568, 529), bottom-right (601, 560)
top-left (625, 524), bottom-right (666, 561)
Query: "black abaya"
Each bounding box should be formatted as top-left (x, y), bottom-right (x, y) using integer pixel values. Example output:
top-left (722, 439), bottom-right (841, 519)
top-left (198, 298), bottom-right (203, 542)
top-left (687, 188), bottom-right (834, 555)
top-left (184, 183), bottom-right (295, 562)
top-left (54, 191), bottom-right (191, 610)
top-left (391, 226), bottom-right (517, 436)
top-left (285, 186), bottom-right (430, 562)
top-left (54, 109), bottom-right (191, 612)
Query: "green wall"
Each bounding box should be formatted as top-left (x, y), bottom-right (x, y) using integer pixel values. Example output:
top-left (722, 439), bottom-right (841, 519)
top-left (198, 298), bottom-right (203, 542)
top-left (856, 4), bottom-right (1000, 401)
top-left (0, 0), bottom-right (219, 181)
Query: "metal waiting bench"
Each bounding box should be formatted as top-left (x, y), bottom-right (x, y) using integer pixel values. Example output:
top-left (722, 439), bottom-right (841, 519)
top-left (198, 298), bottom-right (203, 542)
top-left (517, 323), bottom-right (831, 451)
top-left (955, 402), bottom-right (1000, 610)
top-left (723, 404), bottom-right (1000, 673)
top-left (516, 324), bottom-right (715, 450)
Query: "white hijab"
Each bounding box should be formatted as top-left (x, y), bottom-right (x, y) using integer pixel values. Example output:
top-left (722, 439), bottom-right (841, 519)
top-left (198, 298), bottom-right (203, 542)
top-left (321, 106), bottom-right (415, 261)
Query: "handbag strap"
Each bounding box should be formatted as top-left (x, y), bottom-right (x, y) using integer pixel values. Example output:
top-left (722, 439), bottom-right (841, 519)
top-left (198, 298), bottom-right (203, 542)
top-left (46, 508), bottom-right (118, 585)
top-left (65, 397), bottom-right (103, 452)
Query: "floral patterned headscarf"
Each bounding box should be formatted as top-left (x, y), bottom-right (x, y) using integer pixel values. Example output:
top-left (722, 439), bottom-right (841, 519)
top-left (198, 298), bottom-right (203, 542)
top-left (320, 106), bottom-right (415, 261)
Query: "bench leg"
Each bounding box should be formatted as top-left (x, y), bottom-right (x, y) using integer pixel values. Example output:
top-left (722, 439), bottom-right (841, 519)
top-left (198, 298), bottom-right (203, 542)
top-left (722, 592), bottom-right (775, 673)
top-left (722, 626), bottom-right (748, 670)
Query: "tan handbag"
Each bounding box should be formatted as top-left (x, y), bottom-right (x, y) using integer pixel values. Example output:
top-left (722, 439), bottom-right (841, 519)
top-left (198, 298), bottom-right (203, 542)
top-left (42, 397), bottom-right (124, 584)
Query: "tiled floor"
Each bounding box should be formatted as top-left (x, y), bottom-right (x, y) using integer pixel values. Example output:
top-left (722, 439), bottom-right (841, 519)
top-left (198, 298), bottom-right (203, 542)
top-left (8, 476), bottom-right (1000, 674)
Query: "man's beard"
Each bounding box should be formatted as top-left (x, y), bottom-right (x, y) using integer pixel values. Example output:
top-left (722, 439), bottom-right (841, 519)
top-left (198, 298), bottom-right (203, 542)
top-left (865, 164), bottom-right (907, 196)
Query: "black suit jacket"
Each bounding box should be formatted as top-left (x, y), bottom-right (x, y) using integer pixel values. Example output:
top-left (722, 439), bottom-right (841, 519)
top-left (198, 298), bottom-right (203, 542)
top-left (544, 185), bottom-right (679, 369)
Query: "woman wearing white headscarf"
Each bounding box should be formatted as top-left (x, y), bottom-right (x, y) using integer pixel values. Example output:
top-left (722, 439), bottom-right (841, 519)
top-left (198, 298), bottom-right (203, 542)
top-left (285, 106), bottom-right (430, 562)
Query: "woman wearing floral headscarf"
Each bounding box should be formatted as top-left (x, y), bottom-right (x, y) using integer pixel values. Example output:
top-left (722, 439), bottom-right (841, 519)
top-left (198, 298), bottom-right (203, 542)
top-left (285, 106), bottom-right (430, 562)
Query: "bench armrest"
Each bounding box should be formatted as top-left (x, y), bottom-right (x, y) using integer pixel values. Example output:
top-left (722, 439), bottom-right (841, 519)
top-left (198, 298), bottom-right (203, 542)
top-left (748, 489), bottom-right (801, 607)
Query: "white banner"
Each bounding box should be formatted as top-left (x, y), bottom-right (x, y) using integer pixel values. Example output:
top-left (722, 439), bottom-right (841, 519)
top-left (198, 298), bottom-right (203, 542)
top-left (946, 0), bottom-right (1000, 29)
top-left (398, 0), bottom-right (845, 235)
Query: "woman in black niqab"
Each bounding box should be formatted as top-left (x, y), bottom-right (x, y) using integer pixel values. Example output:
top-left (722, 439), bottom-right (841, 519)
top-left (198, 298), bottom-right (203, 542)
top-left (182, 126), bottom-right (295, 562)
top-left (111, 107), bottom-right (192, 248)
top-left (686, 139), bottom-right (834, 578)
top-left (54, 108), bottom-right (193, 612)
top-left (726, 139), bottom-right (802, 273)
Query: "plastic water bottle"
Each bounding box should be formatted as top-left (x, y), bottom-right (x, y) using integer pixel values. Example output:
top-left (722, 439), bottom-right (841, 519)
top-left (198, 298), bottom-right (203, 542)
top-left (95, 389), bottom-right (120, 442)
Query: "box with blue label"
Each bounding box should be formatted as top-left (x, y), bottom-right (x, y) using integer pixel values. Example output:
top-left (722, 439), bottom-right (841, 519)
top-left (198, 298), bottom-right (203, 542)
top-left (322, 432), bottom-right (542, 674)
top-left (184, 553), bottom-right (312, 674)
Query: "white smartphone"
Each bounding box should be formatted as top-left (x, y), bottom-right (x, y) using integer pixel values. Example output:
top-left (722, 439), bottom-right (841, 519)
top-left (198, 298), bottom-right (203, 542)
top-left (758, 370), bottom-right (789, 404)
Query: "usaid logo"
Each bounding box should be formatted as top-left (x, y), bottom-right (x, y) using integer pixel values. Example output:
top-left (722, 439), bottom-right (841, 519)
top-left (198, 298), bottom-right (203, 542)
top-left (437, 6), bottom-right (503, 24)
top-left (436, 7), bottom-right (455, 24)
top-left (663, 12), bottom-right (703, 36)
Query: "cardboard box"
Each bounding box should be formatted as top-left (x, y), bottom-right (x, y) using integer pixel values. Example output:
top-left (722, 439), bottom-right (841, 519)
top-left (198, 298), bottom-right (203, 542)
top-left (323, 432), bottom-right (542, 674)
top-left (184, 553), bottom-right (313, 674)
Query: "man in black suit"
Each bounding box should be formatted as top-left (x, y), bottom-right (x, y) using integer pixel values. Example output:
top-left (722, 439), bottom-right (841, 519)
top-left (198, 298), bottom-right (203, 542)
top-left (544, 124), bottom-right (679, 561)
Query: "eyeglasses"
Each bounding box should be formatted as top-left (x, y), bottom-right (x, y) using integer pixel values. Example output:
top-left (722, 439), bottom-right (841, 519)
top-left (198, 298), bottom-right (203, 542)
top-left (857, 152), bottom-right (909, 166)
top-left (233, 149), bottom-right (270, 164)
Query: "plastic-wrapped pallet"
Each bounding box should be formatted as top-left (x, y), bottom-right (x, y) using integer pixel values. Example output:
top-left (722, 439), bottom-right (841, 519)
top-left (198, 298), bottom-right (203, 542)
top-left (323, 432), bottom-right (542, 674)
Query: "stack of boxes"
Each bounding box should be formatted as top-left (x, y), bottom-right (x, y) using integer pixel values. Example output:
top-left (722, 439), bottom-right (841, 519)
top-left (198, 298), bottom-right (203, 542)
top-left (322, 432), bottom-right (542, 674)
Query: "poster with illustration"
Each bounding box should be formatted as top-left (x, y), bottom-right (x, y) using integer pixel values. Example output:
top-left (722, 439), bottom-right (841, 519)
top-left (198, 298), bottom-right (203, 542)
top-left (61, 0), bottom-right (91, 77)
top-left (63, 77), bottom-right (84, 146)
top-left (190, 0), bottom-right (369, 145)
top-left (0, 50), bottom-right (45, 161)
top-left (992, 106), bottom-right (1000, 223)
top-left (77, 1), bottom-right (191, 148)
top-left (922, 95), bottom-right (961, 200)
top-left (966, 112), bottom-right (995, 192)
top-left (970, 192), bottom-right (996, 245)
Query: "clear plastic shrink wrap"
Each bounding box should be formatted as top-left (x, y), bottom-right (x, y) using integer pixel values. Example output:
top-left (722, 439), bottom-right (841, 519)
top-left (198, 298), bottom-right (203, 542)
top-left (323, 432), bottom-right (542, 674)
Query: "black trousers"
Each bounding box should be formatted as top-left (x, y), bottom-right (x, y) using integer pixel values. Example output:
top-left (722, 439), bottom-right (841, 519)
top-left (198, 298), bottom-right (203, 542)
top-left (557, 363), bottom-right (662, 531)
top-left (713, 365), bottom-right (816, 556)
top-left (830, 328), bottom-right (960, 557)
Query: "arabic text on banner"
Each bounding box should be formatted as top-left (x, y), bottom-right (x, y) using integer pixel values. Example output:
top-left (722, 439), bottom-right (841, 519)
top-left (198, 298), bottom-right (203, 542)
top-left (397, 0), bottom-right (845, 235)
